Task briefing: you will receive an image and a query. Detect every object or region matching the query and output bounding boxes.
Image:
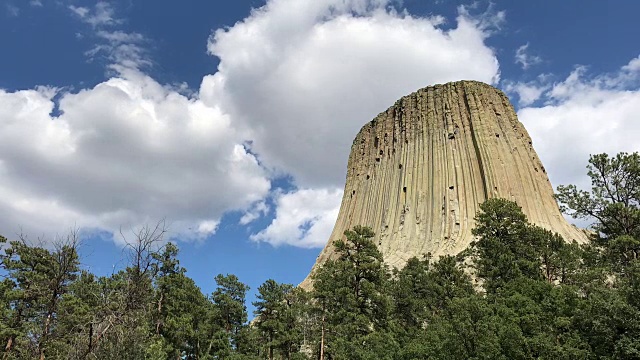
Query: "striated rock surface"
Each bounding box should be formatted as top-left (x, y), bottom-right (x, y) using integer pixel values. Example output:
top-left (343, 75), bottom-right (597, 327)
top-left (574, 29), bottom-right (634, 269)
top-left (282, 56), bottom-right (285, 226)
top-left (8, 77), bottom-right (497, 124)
top-left (300, 80), bottom-right (587, 289)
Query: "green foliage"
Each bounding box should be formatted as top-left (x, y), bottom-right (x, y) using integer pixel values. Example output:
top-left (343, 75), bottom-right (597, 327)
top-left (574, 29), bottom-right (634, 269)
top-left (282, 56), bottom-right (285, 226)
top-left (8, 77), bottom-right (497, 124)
top-left (1, 151), bottom-right (638, 359)
top-left (557, 152), bottom-right (640, 271)
top-left (391, 254), bottom-right (474, 337)
top-left (210, 273), bottom-right (250, 358)
top-left (1, 233), bottom-right (80, 359)
top-left (253, 279), bottom-right (307, 360)
top-left (311, 225), bottom-right (393, 359)
top-left (0, 229), bottom-right (233, 360)
top-left (213, 274), bottom-right (249, 335)
top-left (471, 198), bottom-right (543, 291)
top-left (418, 296), bottom-right (511, 360)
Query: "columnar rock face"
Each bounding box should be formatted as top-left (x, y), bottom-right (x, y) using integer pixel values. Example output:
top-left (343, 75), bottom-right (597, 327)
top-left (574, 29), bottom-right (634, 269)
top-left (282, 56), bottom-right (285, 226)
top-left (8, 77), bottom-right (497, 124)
top-left (300, 80), bottom-right (587, 289)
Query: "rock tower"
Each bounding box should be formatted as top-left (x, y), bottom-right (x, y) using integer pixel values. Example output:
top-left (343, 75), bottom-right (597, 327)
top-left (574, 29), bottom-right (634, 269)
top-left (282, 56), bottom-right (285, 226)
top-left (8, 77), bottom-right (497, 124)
top-left (301, 80), bottom-right (587, 289)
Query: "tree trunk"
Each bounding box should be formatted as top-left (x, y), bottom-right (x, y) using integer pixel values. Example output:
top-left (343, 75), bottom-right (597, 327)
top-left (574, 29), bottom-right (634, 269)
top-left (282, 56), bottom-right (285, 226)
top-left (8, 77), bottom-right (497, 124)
top-left (4, 304), bottom-right (24, 359)
top-left (320, 305), bottom-right (325, 360)
top-left (3, 337), bottom-right (13, 360)
top-left (39, 291), bottom-right (59, 360)
top-left (81, 322), bottom-right (94, 360)
top-left (156, 292), bottom-right (164, 335)
top-left (39, 312), bottom-right (53, 357)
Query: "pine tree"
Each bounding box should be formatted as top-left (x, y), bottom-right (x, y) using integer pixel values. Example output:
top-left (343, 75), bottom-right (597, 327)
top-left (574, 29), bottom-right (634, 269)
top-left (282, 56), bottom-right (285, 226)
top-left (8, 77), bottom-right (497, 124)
top-left (471, 198), bottom-right (544, 292)
top-left (253, 279), bottom-right (294, 360)
top-left (1, 232), bottom-right (80, 360)
top-left (312, 226), bottom-right (394, 359)
top-left (212, 273), bottom-right (249, 356)
top-left (557, 152), bottom-right (640, 271)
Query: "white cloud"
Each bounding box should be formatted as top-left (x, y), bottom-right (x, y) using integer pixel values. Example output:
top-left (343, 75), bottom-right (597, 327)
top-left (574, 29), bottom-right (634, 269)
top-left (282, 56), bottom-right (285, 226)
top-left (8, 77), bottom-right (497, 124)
top-left (197, 0), bottom-right (503, 247)
top-left (202, 0), bottom-right (501, 188)
top-left (69, 2), bottom-right (118, 27)
top-left (0, 71), bottom-right (270, 242)
top-left (518, 55), bottom-right (640, 194)
top-left (10, 0), bottom-right (635, 251)
top-left (2, 0), bottom-right (504, 248)
top-left (96, 30), bottom-right (145, 44)
top-left (457, 3), bottom-right (506, 34)
top-left (515, 43), bottom-right (542, 70)
top-left (197, 220), bottom-right (220, 235)
top-left (87, 31), bottom-right (150, 71)
top-left (69, 5), bottom-right (89, 18)
top-left (239, 201), bottom-right (270, 225)
top-left (251, 188), bottom-right (342, 248)
top-left (30, 0), bottom-right (43, 7)
top-left (622, 55), bottom-right (640, 73)
top-left (68, 3), bottom-right (148, 72)
top-left (503, 77), bottom-right (550, 106)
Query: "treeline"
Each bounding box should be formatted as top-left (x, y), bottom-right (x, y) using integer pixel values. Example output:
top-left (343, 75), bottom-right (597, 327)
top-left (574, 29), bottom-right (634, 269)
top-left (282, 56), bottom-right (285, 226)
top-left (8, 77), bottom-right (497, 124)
top-left (1, 152), bottom-right (638, 360)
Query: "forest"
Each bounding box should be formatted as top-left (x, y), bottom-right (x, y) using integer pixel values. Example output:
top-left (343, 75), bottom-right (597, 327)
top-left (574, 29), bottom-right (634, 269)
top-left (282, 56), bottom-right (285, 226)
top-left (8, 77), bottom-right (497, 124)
top-left (1, 152), bottom-right (638, 360)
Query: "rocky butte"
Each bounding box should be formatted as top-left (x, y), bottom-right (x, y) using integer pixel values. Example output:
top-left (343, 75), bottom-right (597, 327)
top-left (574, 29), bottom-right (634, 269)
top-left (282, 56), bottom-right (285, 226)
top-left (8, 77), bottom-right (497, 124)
top-left (300, 80), bottom-right (588, 289)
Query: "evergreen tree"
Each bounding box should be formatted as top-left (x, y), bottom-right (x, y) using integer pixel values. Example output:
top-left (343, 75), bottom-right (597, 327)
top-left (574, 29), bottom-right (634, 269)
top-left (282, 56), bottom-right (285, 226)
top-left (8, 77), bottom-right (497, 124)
top-left (471, 198), bottom-right (545, 292)
top-left (152, 243), bottom-right (213, 359)
top-left (233, 325), bottom-right (263, 359)
top-left (211, 273), bottom-right (249, 357)
top-left (1, 233), bottom-right (80, 359)
top-left (252, 279), bottom-right (308, 360)
top-left (2, 151), bottom-right (639, 359)
top-left (417, 296), bottom-right (511, 360)
top-left (312, 226), bottom-right (395, 359)
top-left (391, 254), bottom-right (473, 337)
top-left (253, 279), bottom-right (289, 360)
top-left (49, 270), bottom-right (103, 358)
top-left (557, 152), bottom-right (640, 271)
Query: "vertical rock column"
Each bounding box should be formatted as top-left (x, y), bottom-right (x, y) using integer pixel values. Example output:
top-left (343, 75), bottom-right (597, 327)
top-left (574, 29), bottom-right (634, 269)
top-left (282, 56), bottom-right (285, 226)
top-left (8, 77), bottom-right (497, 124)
top-left (300, 80), bottom-right (587, 289)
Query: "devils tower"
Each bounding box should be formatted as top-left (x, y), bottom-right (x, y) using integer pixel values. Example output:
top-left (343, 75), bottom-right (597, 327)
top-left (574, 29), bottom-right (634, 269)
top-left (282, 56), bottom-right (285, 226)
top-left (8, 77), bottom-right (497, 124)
top-left (301, 80), bottom-right (587, 288)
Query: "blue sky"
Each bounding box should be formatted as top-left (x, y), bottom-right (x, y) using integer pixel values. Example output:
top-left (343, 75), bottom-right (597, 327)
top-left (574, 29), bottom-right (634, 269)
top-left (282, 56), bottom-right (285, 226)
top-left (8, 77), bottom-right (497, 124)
top-left (1, 0), bottom-right (639, 310)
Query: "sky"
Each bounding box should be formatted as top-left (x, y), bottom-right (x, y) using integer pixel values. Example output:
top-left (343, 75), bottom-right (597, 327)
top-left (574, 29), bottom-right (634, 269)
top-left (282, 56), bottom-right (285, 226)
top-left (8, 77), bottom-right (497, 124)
top-left (1, 0), bottom-right (639, 309)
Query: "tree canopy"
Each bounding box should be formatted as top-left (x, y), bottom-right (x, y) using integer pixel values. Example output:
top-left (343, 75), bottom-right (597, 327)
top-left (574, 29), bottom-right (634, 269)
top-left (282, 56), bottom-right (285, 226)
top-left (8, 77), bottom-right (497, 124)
top-left (1, 151), bottom-right (639, 359)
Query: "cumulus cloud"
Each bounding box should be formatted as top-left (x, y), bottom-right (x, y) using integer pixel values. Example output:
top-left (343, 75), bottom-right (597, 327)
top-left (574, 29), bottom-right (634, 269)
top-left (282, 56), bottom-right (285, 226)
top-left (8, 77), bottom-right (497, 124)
top-left (2, 0), bottom-right (504, 248)
top-left (515, 43), bottom-right (542, 70)
top-left (519, 55), bottom-right (640, 193)
top-left (200, 0), bottom-right (503, 247)
top-left (251, 188), bottom-right (342, 248)
top-left (0, 71), bottom-right (269, 242)
top-left (202, 0), bottom-right (501, 188)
